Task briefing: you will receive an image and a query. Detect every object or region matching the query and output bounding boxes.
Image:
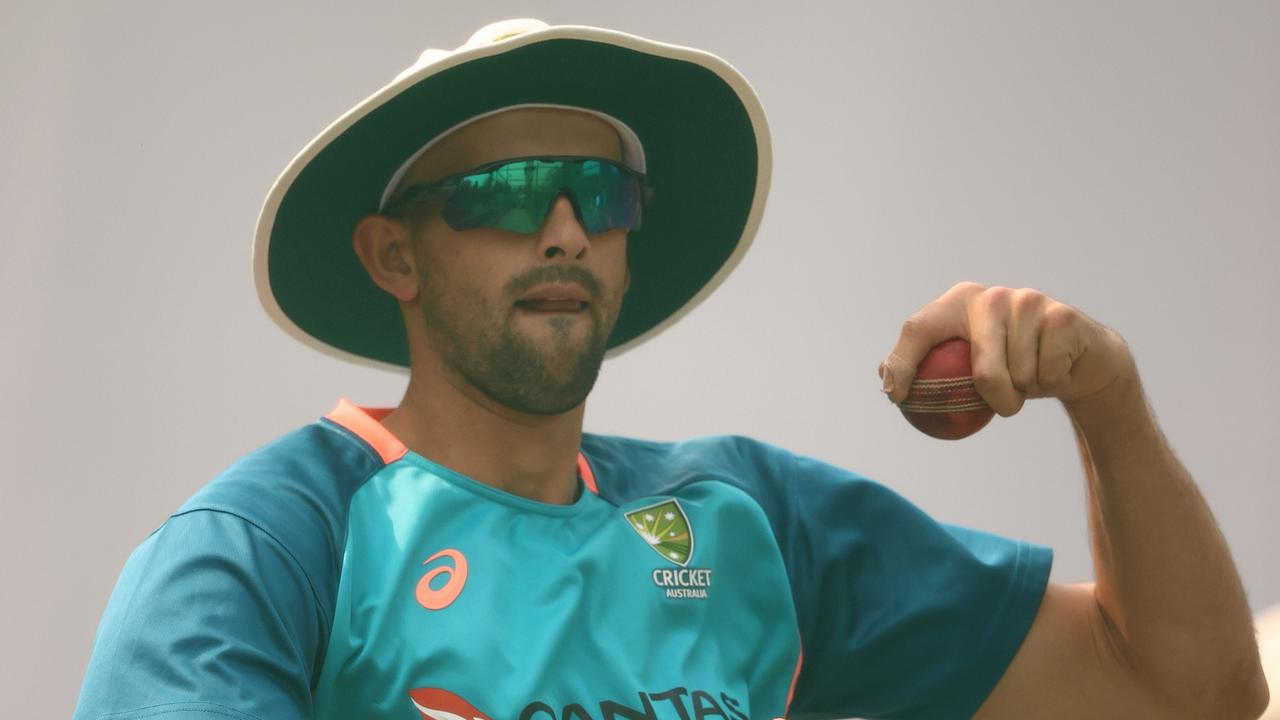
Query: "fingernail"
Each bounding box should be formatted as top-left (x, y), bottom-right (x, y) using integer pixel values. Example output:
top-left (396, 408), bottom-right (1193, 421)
top-left (879, 363), bottom-right (896, 397)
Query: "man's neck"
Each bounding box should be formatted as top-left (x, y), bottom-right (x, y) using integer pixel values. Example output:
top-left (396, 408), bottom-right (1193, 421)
top-left (379, 368), bottom-right (586, 506)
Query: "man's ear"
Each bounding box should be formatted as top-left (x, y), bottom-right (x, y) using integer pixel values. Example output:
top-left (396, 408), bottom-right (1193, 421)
top-left (353, 215), bottom-right (420, 302)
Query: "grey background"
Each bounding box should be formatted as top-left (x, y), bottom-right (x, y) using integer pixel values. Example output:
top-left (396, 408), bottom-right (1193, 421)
top-left (3, 1), bottom-right (1277, 716)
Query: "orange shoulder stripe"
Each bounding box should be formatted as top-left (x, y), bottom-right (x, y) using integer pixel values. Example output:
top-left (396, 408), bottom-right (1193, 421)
top-left (785, 643), bottom-right (803, 715)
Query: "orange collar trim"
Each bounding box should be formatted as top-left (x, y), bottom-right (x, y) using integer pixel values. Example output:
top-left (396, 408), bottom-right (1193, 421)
top-left (325, 398), bottom-right (407, 465)
top-left (577, 453), bottom-right (599, 495)
top-left (324, 399), bottom-right (600, 495)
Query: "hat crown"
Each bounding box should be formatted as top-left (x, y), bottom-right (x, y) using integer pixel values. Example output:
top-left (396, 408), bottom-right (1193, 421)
top-left (404, 18), bottom-right (549, 77)
top-left (463, 18), bottom-right (549, 48)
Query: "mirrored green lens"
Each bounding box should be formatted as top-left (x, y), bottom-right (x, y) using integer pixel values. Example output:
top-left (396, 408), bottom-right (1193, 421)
top-left (440, 158), bottom-right (643, 234)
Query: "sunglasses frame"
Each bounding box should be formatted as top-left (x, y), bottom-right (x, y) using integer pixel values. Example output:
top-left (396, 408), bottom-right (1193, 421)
top-left (381, 155), bottom-right (649, 234)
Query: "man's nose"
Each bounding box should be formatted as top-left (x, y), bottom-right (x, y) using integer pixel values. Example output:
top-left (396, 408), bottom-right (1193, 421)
top-left (536, 194), bottom-right (590, 260)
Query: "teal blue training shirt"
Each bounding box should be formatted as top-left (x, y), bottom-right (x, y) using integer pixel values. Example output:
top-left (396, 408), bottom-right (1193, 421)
top-left (74, 400), bottom-right (1052, 720)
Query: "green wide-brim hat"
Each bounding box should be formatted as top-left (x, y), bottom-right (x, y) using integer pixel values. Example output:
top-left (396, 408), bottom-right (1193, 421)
top-left (253, 19), bottom-right (771, 371)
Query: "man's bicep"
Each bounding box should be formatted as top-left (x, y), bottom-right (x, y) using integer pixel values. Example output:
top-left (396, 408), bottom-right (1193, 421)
top-left (974, 582), bottom-right (1174, 719)
top-left (74, 510), bottom-right (321, 720)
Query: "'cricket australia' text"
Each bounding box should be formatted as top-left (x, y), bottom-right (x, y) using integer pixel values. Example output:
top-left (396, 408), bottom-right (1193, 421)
top-left (651, 568), bottom-right (712, 599)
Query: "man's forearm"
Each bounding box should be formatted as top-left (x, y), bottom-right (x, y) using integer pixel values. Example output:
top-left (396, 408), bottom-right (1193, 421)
top-left (1066, 374), bottom-right (1268, 715)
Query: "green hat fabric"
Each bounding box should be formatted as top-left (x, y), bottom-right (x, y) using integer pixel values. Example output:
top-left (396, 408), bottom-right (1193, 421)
top-left (253, 20), bottom-right (771, 370)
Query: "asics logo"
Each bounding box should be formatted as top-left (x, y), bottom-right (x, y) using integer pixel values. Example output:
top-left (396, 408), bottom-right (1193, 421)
top-left (416, 548), bottom-right (468, 610)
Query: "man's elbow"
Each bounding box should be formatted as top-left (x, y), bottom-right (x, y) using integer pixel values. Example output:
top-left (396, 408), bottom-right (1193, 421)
top-left (1155, 647), bottom-right (1270, 719)
top-left (1242, 668), bottom-right (1270, 720)
top-left (1207, 662), bottom-right (1269, 720)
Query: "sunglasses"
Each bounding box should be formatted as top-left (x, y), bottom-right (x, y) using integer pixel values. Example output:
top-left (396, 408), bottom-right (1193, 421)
top-left (382, 156), bottom-right (647, 235)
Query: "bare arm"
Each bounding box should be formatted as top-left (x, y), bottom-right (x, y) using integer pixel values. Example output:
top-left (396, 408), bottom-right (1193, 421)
top-left (977, 373), bottom-right (1267, 718)
top-left (881, 282), bottom-right (1269, 719)
top-left (1070, 371), bottom-right (1262, 712)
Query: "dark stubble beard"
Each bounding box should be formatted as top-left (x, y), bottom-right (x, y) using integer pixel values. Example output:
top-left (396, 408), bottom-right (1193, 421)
top-left (421, 264), bottom-right (618, 415)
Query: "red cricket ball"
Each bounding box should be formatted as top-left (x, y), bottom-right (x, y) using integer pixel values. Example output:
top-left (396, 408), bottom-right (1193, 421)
top-left (898, 337), bottom-right (995, 440)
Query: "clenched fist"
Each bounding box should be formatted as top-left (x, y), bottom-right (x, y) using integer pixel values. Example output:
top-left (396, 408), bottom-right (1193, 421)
top-left (879, 282), bottom-right (1138, 417)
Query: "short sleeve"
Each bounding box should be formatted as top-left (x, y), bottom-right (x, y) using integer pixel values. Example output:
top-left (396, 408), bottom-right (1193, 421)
top-left (73, 510), bottom-right (322, 720)
top-left (776, 450), bottom-right (1053, 720)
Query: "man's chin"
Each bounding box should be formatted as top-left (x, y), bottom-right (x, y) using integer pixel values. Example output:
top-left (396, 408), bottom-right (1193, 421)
top-left (482, 367), bottom-right (600, 417)
top-left (474, 313), bottom-right (614, 413)
top-left (513, 321), bottom-right (603, 359)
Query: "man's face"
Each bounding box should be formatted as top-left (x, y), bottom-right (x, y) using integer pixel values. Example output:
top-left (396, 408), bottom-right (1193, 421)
top-left (398, 108), bottom-right (631, 415)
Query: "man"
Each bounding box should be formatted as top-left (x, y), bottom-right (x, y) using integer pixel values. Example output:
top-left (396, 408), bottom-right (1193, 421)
top-left (74, 19), bottom-right (1267, 720)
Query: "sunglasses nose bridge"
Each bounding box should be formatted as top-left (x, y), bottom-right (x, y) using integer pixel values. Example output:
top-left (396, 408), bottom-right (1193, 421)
top-left (537, 193), bottom-right (591, 259)
top-left (547, 188), bottom-right (586, 225)
top-left (538, 188), bottom-right (595, 234)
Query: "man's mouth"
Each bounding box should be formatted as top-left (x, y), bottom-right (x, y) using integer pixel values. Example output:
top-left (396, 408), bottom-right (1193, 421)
top-left (515, 284), bottom-right (591, 314)
top-left (516, 299), bottom-right (588, 312)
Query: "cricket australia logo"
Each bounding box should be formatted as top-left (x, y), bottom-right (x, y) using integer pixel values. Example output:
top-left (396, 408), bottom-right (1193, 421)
top-left (626, 498), bottom-right (694, 565)
top-left (625, 499), bottom-right (712, 599)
